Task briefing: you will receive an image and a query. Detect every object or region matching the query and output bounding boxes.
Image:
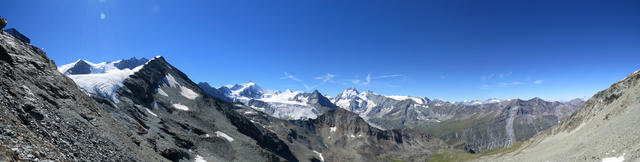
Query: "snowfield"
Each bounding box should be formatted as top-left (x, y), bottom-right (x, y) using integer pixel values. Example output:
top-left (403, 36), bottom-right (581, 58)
top-left (66, 65), bottom-right (143, 102)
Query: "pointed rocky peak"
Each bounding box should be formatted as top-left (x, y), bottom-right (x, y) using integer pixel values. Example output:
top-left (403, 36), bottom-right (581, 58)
top-left (63, 59), bottom-right (92, 74)
top-left (311, 89), bottom-right (322, 96)
top-left (337, 86), bottom-right (360, 99)
top-left (296, 89), bottom-right (337, 108)
top-left (345, 86), bottom-right (359, 93)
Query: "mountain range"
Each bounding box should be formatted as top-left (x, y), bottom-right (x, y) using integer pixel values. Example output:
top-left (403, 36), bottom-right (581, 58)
top-left (1, 27), bottom-right (637, 161)
top-left (196, 80), bottom-right (583, 152)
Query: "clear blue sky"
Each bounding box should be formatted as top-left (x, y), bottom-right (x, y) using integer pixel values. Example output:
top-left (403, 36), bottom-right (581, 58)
top-left (2, 0), bottom-right (639, 101)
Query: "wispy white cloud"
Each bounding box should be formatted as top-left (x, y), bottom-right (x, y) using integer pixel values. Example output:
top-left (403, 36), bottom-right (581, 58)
top-left (303, 84), bottom-right (313, 90)
top-left (499, 72), bottom-right (512, 78)
top-left (352, 73), bottom-right (402, 86)
top-left (280, 72), bottom-right (302, 82)
top-left (481, 72), bottom-right (512, 81)
top-left (100, 13), bottom-right (106, 20)
top-left (363, 74), bottom-right (372, 85)
top-left (498, 81), bottom-right (522, 87)
top-left (373, 74), bottom-right (403, 79)
top-left (303, 73), bottom-right (337, 90)
top-left (481, 74), bottom-right (495, 81)
top-left (315, 73), bottom-right (336, 82)
top-left (534, 80), bottom-right (543, 84)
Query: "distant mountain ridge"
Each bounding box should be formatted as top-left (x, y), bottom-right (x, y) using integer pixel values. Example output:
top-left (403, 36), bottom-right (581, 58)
top-left (473, 70), bottom-right (640, 161)
top-left (199, 82), bottom-right (338, 120)
top-left (204, 81), bottom-right (584, 152)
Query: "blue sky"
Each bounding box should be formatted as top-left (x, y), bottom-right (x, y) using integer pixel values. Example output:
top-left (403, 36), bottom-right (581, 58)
top-left (1, 0), bottom-right (639, 101)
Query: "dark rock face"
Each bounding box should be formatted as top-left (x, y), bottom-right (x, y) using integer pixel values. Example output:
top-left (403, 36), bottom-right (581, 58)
top-left (302, 90), bottom-right (337, 109)
top-left (0, 17), bottom-right (6, 30)
top-left (64, 60), bottom-right (92, 74)
top-left (0, 29), bottom-right (156, 161)
top-left (114, 57), bottom-right (148, 70)
top-left (197, 82), bottom-right (231, 102)
top-left (218, 86), bottom-right (232, 96)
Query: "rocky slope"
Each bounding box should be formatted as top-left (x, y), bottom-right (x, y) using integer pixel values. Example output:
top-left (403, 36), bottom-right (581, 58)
top-left (0, 26), bottom-right (163, 161)
top-left (474, 70), bottom-right (640, 161)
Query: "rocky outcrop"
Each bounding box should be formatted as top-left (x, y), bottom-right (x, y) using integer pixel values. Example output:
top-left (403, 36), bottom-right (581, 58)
top-left (0, 17), bottom-right (6, 30)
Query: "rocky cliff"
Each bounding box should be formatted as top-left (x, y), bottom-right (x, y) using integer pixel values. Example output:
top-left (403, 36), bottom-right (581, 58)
top-left (0, 26), bottom-right (160, 161)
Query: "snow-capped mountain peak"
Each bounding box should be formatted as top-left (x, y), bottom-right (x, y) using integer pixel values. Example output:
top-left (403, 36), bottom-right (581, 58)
top-left (58, 57), bottom-right (152, 102)
top-left (58, 57), bottom-right (149, 75)
top-left (227, 81), bottom-right (264, 99)
top-left (337, 86), bottom-right (360, 100)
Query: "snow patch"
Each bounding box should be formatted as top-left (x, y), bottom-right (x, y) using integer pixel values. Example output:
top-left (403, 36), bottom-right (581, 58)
top-left (602, 153), bottom-right (625, 162)
top-left (172, 103), bottom-right (189, 111)
top-left (145, 108), bottom-right (157, 117)
top-left (330, 127), bottom-right (337, 132)
top-left (180, 86), bottom-right (199, 100)
top-left (156, 88), bottom-right (168, 97)
top-left (194, 155), bottom-right (207, 162)
top-left (164, 74), bottom-right (179, 87)
top-left (215, 131), bottom-right (234, 142)
top-left (312, 150), bottom-right (324, 162)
